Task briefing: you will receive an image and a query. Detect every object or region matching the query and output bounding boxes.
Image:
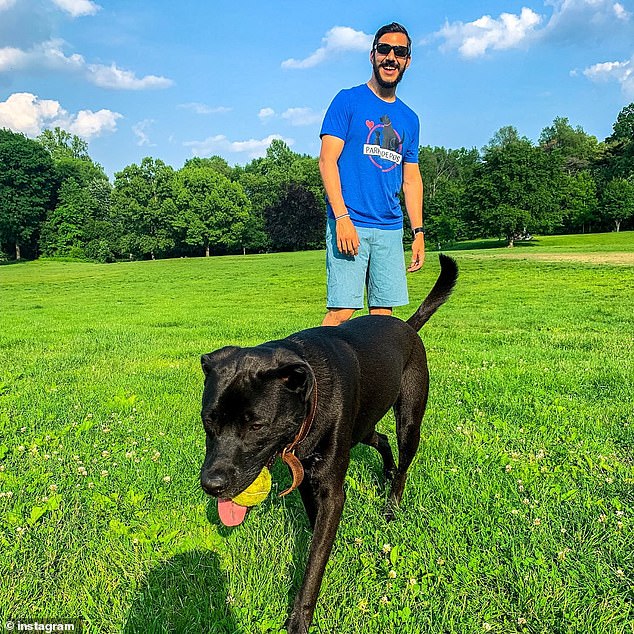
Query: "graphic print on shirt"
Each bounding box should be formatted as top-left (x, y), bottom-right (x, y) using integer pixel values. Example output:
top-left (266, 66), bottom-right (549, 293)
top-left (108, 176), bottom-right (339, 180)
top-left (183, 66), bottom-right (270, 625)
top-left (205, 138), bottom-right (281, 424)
top-left (364, 115), bottom-right (404, 173)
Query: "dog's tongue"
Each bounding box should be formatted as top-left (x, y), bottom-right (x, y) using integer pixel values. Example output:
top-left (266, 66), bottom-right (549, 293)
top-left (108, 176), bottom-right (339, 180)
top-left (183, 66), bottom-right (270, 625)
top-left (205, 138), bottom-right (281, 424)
top-left (218, 498), bottom-right (248, 526)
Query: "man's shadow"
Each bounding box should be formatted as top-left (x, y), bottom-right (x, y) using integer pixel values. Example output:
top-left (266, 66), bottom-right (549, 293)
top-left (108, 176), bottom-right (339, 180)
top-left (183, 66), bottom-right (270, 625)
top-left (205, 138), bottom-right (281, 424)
top-left (123, 550), bottom-right (238, 633)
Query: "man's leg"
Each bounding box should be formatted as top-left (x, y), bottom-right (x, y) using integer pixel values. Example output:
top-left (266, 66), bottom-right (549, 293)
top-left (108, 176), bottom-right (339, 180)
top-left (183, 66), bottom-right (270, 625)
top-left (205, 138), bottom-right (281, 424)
top-left (324, 220), bottom-right (368, 325)
top-left (366, 228), bottom-right (409, 312)
top-left (322, 308), bottom-right (356, 326)
top-left (369, 307), bottom-right (392, 316)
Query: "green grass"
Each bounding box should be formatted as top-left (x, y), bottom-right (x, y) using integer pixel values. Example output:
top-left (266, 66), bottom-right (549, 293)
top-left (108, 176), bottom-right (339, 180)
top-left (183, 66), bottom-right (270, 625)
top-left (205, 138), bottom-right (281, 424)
top-left (0, 233), bottom-right (633, 633)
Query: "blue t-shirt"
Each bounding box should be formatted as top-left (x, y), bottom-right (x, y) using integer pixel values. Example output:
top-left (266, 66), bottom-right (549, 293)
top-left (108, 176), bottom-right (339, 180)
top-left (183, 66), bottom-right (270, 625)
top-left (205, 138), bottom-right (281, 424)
top-left (320, 83), bottom-right (420, 230)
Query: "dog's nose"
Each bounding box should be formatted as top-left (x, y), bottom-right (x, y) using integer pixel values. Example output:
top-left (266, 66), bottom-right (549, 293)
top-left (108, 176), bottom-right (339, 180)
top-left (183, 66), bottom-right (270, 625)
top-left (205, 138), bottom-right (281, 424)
top-left (201, 473), bottom-right (227, 496)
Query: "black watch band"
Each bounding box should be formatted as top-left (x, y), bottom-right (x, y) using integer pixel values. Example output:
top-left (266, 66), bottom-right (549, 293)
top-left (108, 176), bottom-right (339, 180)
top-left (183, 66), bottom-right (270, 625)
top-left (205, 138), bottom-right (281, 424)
top-left (412, 227), bottom-right (424, 238)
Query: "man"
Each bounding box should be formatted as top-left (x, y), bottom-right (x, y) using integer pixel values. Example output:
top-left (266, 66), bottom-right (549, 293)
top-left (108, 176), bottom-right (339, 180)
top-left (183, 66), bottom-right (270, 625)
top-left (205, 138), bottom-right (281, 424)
top-left (319, 22), bottom-right (425, 326)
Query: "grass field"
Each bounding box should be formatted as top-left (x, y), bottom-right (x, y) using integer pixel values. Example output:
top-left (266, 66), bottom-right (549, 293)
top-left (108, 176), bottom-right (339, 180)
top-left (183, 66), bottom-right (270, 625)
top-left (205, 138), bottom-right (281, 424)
top-left (0, 233), bottom-right (633, 633)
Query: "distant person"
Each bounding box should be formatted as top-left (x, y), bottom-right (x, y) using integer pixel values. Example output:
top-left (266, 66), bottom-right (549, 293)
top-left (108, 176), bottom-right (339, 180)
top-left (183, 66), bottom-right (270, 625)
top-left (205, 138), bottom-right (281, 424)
top-left (319, 22), bottom-right (425, 326)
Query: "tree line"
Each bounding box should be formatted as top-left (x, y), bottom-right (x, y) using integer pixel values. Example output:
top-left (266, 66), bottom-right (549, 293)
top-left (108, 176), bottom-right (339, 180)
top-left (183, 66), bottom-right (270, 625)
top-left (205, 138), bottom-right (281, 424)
top-left (1, 103), bottom-right (632, 262)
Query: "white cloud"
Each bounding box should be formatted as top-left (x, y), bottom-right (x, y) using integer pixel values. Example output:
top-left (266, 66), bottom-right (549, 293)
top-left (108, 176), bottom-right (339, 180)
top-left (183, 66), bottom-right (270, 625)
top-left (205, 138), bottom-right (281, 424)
top-left (86, 62), bottom-right (172, 90)
top-left (0, 92), bottom-right (121, 139)
top-left (258, 107), bottom-right (275, 121)
top-left (184, 134), bottom-right (294, 159)
top-left (0, 39), bottom-right (173, 90)
top-left (543, 0), bottom-right (632, 39)
top-left (259, 107), bottom-right (322, 126)
top-left (0, 46), bottom-right (28, 70)
top-left (434, 1), bottom-right (631, 58)
top-left (281, 107), bottom-right (323, 126)
top-left (132, 119), bottom-right (156, 147)
top-left (51, 0), bottom-right (100, 18)
top-left (436, 8), bottom-right (542, 58)
top-left (582, 56), bottom-right (634, 97)
top-left (69, 108), bottom-right (121, 137)
top-left (613, 3), bottom-right (630, 20)
top-left (178, 102), bottom-right (231, 115)
top-left (282, 26), bottom-right (372, 69)
top-left (0, 0), bottom-right (17, 11)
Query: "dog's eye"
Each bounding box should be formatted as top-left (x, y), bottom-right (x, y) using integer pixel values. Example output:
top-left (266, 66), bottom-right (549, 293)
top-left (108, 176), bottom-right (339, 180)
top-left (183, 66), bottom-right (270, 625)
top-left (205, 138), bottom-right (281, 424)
top-left (250, 423), bottom-right (264, 431)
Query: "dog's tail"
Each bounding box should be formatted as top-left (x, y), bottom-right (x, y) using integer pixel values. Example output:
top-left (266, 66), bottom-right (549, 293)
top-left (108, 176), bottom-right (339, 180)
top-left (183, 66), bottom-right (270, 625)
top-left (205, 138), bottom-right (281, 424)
top-left (406, 254), bottom-right (458, 332)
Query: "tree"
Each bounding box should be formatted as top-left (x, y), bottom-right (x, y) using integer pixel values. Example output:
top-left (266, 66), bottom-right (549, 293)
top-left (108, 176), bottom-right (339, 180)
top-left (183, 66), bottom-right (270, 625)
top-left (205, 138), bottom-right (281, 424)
top-left (264, 182), bottom-right (325, 252)
top-left (0, 129), bottom-right (56, 259)
top-left (600, 103), bottom-right (634, 182)
top-left (183, 156), bottom-right (233, 179)
top-left (35, 127), bottom-right (113, 260)
top-left (172, 164), bottom-right (250, 256)
top-left (539, 117), bottom-right (599, 174)
top-left (111, 157), bottom-right (176, 259)
top-left (237, 140), bottom-right (325, 252)
top-left (560, 171), bottom-right (598, 233)
top-left (600, 178), bottom-right (634, 232)
top-left (469, 131), bottom-right (564, 246)
top-left (418, 146), bottom-right (479, 244)
top-left (37, 127), bottom-right (91, 162)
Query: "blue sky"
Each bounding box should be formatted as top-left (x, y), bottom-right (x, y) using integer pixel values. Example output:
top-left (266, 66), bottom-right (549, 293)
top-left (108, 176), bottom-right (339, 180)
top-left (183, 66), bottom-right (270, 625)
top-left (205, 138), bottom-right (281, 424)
top-left (1, 0), bottom-right (633, 177)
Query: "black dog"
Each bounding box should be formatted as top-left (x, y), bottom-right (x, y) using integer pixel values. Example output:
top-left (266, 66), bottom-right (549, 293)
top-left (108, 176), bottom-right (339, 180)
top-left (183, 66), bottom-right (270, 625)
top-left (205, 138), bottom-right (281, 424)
top-left (200, 254), bottom-right (458, 633)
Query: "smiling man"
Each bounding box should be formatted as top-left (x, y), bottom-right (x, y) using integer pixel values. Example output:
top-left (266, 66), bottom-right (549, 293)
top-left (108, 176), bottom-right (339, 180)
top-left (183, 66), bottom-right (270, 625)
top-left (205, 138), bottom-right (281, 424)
top-left (319, 22), bottom-right (425, 326)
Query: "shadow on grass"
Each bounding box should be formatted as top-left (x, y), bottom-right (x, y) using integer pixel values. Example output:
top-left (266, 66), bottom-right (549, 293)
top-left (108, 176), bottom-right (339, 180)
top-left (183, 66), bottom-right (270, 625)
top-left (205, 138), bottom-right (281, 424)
top-left (123, 550), bottom-right (238, 634)
top-left (193, 450), bottom-right (391, 629)
top-left (0, 258), bottom-right (30, 266)
top-left (438, 238), bottom-right (541, 252)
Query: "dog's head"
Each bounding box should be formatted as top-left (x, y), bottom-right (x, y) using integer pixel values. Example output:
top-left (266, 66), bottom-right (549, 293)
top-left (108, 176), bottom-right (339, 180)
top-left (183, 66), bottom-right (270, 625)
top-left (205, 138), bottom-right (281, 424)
top-left (199, 345), bottom-right (315, 499)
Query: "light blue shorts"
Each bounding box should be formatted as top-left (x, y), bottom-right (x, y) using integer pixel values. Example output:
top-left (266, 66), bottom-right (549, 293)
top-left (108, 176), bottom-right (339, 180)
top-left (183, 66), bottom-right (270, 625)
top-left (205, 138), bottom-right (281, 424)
top-left (326, 219), bottom-right (409, 310)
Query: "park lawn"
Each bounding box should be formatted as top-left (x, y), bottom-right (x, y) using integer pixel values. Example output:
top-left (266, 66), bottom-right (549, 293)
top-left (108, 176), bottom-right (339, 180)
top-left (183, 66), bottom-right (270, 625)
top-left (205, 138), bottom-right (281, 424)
top-left (0, 232), bottom-right (632, 633)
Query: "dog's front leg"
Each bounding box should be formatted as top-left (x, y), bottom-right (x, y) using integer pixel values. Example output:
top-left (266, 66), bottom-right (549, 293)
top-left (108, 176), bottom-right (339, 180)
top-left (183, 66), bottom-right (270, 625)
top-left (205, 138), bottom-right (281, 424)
top-left (285, 474), bottom-right (346, 634)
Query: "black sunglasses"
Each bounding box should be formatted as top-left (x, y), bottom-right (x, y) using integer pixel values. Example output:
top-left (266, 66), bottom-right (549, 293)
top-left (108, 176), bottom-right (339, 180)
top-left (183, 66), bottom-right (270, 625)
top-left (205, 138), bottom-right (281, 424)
top-left (374, 42), bottom-right (410, 58)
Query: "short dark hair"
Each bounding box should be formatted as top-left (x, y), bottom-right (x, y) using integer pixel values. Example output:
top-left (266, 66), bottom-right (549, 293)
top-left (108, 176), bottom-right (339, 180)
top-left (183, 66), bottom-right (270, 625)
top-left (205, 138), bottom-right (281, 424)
top-left (372, 22), bottom-right (411, 52)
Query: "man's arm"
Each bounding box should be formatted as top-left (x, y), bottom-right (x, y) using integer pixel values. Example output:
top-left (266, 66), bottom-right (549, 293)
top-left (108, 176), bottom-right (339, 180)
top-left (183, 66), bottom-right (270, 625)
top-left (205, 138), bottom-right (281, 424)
top-left (402, 161), bottom-right (425, 272)
top-left (319, 135), bottom-right (360, 257)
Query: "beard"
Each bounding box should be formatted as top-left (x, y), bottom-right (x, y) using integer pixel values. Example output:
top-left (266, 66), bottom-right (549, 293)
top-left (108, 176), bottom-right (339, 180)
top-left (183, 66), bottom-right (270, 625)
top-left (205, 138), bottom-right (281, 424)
top-left (372, 58), bottom-right (407, 89)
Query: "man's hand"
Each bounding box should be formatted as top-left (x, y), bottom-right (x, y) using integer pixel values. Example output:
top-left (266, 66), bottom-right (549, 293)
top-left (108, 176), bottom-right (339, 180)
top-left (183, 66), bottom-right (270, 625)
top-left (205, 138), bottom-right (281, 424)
top-left (336, 216), bottom-right (360, 256)
top-left (407, 232), bottom-right (425, 272)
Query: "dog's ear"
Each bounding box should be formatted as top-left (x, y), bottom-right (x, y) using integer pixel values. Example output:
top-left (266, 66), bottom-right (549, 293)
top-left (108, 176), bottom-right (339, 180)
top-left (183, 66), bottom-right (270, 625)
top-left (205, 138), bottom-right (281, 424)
top-left (275, 362), bottom-right (315, 402)
top-left (201, 346), bottom-right (240, 376)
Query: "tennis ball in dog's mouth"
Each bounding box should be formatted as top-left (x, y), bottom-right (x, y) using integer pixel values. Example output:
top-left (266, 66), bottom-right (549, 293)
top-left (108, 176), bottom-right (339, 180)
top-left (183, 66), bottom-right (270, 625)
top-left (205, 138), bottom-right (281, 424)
top-left (231, 466), bottom-right (272, 507)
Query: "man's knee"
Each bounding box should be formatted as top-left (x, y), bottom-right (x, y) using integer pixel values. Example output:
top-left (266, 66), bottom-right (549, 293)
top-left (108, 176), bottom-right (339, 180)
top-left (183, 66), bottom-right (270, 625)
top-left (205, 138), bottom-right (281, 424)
top-left (322, 308), bottom-right (356, 326)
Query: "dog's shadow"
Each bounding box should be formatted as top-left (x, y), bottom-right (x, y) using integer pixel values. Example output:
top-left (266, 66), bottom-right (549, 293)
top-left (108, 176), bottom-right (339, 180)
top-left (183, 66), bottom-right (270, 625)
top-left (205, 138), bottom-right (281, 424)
top-left (123, 550), bottom-right (238, 634)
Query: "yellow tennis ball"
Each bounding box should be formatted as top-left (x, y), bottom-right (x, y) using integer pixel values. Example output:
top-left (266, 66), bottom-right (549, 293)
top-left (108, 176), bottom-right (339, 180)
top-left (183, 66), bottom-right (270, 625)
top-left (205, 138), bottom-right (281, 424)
top-left (232, 467), bottom-right (272, 507)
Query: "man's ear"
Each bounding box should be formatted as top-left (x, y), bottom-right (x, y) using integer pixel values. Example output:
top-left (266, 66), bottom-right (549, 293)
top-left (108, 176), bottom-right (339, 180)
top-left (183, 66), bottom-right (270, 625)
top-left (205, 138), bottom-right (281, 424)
top-left (201, 346), bottom-right (240, 376)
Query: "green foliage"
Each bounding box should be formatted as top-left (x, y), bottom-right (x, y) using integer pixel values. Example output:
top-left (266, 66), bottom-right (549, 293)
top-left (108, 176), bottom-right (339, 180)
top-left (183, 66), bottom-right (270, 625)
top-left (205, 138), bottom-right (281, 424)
top-left (418, 146), bottom-right (479, 245)
top-left (469, 134), bottom-right (564, 244)
top-left (172, 163), bottom-right (251, 255)
top-left (600, 178), bottom-right (634, 231)
top-left (264, 182), bottom-right (325, 251)
top-left (111, 157), bottom-right (177, 259)
top-left (37, 127), bottom-right (91, 162)
top-left (539, 116), bottom-right (599, 173)
top-left (0, 128), bottom-right (56, 259)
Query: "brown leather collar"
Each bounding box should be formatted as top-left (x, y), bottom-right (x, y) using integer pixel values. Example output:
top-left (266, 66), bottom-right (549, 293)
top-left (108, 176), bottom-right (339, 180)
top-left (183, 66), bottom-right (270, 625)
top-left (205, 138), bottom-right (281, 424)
top-left (278, 380), bottom-right (318, 497)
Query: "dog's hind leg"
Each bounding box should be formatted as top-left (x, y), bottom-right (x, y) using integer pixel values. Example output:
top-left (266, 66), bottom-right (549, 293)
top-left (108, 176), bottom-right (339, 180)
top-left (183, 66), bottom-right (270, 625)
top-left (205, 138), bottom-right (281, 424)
top-left (363, 431), bottom-right (397, 481)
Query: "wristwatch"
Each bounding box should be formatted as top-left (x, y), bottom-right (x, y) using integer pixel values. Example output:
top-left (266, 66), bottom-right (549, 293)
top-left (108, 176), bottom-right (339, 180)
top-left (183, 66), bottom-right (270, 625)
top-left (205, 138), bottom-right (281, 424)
top-left (412, 227), bottom-right (425, 238)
